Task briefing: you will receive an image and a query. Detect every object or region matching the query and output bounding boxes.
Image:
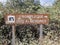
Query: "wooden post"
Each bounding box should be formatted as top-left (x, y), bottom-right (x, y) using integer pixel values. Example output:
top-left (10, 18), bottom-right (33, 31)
top-left (40, 24), bottom-right (43, 39)
top-left (12, 25), bottom-right (15, 45)
top-left (39, 24), bottom-right (43, 45)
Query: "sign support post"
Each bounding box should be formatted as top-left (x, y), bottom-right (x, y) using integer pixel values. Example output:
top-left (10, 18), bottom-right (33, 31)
top-left (40, 24), bottom-right (43, 39)
top-left (12, 25), bottom-right (15, 45)
top-left (39, 24), bottom-right (43, 45)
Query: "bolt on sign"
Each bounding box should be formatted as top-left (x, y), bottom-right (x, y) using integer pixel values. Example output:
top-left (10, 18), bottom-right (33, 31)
top-left (4, 14), bottom-right (49, 25)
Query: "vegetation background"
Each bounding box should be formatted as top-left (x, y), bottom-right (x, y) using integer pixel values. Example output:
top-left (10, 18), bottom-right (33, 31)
top-left (0, 0), bottom-right (59, 45)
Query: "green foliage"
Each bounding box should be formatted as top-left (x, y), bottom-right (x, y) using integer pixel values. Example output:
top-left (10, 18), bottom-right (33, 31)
top-left (0, 0), bottom-right (59, 45)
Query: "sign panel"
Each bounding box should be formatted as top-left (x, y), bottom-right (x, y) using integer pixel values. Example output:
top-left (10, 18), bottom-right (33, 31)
top-left (5, 14), bottom-right (49, 24)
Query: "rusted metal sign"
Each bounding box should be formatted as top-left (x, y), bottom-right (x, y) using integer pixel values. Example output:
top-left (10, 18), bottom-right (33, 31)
top-left (5, 14), bottom-right (49, 24)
